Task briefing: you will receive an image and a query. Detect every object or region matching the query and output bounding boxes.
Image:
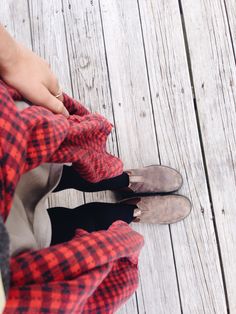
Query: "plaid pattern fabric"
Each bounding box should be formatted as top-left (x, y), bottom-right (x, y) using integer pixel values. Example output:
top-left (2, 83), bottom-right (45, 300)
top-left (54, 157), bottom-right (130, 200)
top-left (0, 80), bottom-right (144, 313)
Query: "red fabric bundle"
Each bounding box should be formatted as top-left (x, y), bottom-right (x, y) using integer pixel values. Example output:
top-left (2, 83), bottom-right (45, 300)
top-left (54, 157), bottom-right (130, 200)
top-left (0, 80), bottom-right (144, 313)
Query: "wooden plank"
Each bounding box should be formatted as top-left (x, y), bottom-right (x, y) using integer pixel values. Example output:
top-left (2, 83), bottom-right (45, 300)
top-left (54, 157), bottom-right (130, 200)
top-left (62, 0), bottom-right (118, 206)
top-left (99, 1), bottom-right (183, 313)
top-left (0, 0), bottom-right (31, 46)
top-left (138, 0), bottom-right (227, 313)
top-left (28, 0), bottom-right (71, 95)
top-left (224, 0), bottom-right (236, 54)
top-left (181, 0), bottom-right (236, 311)
top-left (62, 2), bottom-right (140, 312)
top-left (27, 0), bottom-right (84, 209)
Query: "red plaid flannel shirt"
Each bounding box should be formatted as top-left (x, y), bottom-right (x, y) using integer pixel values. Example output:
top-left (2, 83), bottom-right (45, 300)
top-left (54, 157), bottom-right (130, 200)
top-left (0, 80), bottom-right (144, 313)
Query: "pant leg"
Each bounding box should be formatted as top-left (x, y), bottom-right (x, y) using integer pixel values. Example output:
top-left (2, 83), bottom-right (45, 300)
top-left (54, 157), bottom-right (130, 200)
top-left (52, 165), bottom-right (129, 192)
top-left (47, 202), bottom-right (136, 245)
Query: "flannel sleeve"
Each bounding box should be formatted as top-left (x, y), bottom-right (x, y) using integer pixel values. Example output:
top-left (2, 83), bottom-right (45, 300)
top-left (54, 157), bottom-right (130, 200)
top-left (4, 221), bottom-right (144, 313)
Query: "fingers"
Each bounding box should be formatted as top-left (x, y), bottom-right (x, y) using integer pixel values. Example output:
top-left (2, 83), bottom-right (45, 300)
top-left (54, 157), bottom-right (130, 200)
top-left (46, 74), bottom-right (64, 103)
top-left (27, 84), bottom-right (69, 117)
top-left (55, 92), bottom-right (64, 103)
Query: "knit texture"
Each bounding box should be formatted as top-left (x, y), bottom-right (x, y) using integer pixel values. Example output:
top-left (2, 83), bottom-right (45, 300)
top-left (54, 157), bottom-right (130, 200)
top-left (0, 80), bottom-right (144, 313)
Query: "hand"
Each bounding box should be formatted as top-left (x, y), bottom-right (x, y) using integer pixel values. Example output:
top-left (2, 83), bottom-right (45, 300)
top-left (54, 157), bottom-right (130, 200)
top-left (0, 43), bottom-right (69, 117)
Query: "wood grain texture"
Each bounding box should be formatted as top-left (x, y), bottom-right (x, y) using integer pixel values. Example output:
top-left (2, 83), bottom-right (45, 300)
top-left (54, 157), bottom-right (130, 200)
top-left (28, 0), bottom-right (72, 94)
top-left (138, 0), bottom-right (227, 313)
top-left (0, 0), bottom-right (31, 46)
top-left (223, 0), bottom-right (236, 55)
top-left (99, 1), bottom-right (183, 313)
top-left (181, 0), bottom-right (236, 311)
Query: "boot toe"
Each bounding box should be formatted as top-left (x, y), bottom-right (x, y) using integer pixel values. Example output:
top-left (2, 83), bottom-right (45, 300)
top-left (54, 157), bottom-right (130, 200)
top-left (126, 165), bottom-right (183, 194)
top-left (157, 195), bottom-right (192, 224)
top-left (132, 194), bottom-right (192, 224)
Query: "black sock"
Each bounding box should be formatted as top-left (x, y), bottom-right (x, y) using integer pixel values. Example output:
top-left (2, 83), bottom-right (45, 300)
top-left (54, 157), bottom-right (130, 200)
top-left (53, 165), bottom-right (129, 192)
top-left (47, 202), bottom-right (136, 245)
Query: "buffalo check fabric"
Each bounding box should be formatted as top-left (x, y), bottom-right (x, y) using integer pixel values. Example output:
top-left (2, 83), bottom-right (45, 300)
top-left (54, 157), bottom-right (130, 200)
top-left (0, 80), bottom-right (144, 313)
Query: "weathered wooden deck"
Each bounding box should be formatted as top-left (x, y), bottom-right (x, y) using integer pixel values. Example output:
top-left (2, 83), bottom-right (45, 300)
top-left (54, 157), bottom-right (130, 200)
top-left (2, 0), bottom-right (236, 313)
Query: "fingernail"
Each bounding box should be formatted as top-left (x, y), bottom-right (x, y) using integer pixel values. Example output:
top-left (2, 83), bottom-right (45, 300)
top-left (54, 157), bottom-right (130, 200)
top-left (62, 107), bottom-right (70, 118)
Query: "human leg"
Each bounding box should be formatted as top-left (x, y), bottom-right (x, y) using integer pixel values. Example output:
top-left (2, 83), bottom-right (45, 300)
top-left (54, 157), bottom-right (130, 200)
top-left (53, 164), bottom-right (184, 195)
top-left (47, 202), bottom-right (136, 245)
top-left (52, 165), bottom-right (129, 193)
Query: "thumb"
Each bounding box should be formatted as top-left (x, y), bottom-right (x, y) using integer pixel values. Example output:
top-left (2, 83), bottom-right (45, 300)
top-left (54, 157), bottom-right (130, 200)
top-left (33, 84), bottom-right (69, 117)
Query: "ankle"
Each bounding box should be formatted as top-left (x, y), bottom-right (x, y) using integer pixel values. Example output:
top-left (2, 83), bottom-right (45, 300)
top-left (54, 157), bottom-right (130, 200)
top-left (121, 197), bottom-right (141, 206)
